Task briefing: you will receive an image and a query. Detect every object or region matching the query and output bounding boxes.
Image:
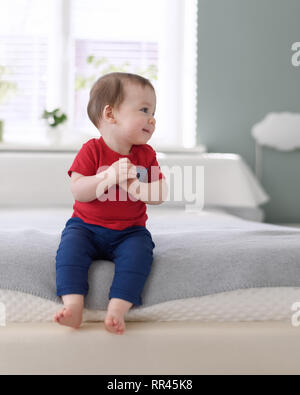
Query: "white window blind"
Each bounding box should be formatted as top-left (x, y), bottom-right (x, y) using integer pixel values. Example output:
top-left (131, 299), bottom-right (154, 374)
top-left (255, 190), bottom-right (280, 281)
top-left (0, 0), bottom-right (50, 142)
top-left (0, 0), bottom-right (198, 149)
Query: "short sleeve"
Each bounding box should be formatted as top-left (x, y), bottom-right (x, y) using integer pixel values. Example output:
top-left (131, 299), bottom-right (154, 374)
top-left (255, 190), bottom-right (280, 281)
top-left (147, 151), bottom-right (165, 183)
top-left (68, 141), bottom-right (98, 177)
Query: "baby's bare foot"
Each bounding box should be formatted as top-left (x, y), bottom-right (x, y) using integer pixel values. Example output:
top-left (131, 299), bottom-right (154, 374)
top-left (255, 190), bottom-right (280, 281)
top-left (104, 298), bottom-right (133, 335)
top-left (53, 304), bottom-right (83, 329)
top-left (104, 310), bottom-right (126, 335)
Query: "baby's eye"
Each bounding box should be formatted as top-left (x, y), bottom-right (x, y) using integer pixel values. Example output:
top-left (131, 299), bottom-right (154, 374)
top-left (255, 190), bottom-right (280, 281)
top-left (140, 107), bottom-right (155, 116)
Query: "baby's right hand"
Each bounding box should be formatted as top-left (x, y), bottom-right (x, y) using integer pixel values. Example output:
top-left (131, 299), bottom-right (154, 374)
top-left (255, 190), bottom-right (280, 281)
top-left (107, 158), bottom-right (137, 185)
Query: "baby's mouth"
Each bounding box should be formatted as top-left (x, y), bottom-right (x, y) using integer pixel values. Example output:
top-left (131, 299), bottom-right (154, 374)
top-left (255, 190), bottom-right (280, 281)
top-left (142, 129), bottom-right (150, 134)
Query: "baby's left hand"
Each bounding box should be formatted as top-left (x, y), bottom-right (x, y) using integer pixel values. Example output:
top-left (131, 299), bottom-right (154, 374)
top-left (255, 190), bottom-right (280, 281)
top-left (119, 177), bottom-right (141, 200)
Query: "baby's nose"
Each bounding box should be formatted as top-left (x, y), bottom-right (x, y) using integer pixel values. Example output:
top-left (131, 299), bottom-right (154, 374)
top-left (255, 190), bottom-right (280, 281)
top-left (149, 117), bottom-right (156, 126)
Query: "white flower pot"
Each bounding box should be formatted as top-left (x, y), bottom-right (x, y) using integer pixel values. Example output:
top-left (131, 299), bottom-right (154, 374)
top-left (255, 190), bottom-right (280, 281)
top-left (46, 125), bottom-right (62, 145)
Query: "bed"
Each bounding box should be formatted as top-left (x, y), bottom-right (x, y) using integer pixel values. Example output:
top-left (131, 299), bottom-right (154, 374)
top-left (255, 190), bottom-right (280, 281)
top-left (1, 206), bottom-right (300, 375)
top-left (0, 151), bottom-right (300, 375)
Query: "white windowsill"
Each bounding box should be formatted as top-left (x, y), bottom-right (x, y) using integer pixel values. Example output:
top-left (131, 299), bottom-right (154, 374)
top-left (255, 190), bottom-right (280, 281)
top-left (0, 142), bottom-right (207, 154)
top-left (0, 142), bottom-right (83, 153)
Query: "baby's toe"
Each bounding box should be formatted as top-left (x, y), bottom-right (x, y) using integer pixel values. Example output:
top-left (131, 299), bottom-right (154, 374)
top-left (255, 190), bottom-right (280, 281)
top-left (113, 318), bottom-right (119, 326)
top-left (116, 319), bottom-right (125, 331)
top-left (54, 310), bottom-right (63, 323)
top-left (104, 316), bottom-right (114, 329)
top-left (59, 311), bottom-right (65, 319)
top-left (116, 321), bottom-right (125, 334)
top-left (105, 316), bottom-right (120, 334)
top-left (54, 308), bottom-right (68, 323)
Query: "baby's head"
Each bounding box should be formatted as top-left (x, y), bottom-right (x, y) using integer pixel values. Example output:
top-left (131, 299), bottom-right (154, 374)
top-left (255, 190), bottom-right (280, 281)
top-left (87, 72), bottom-right (156, 144)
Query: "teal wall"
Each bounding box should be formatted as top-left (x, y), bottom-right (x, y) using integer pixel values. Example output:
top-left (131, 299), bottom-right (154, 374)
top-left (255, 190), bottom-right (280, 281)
top-left (197, 0), bottom-right (300, 223)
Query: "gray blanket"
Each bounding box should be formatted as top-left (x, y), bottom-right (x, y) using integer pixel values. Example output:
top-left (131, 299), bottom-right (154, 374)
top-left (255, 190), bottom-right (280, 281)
top-left (1, 210), bottom-right (300, 310)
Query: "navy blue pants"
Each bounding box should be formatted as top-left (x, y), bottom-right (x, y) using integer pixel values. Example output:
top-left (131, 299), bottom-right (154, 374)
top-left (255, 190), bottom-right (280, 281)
top-left (55, 217), bottom-right (155, 306)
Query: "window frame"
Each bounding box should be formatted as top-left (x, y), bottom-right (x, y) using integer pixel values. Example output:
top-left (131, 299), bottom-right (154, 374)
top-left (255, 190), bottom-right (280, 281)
top-left (3, 0), bottom-right (199, 150)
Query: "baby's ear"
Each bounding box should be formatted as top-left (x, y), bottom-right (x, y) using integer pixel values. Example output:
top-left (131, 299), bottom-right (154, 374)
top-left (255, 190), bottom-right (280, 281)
top-left (103, 105), bottom-right (116, 124)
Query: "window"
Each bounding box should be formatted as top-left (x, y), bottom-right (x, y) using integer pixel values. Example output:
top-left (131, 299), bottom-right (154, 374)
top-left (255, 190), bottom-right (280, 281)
top-left (0, 0), bottom-right (50, 142)
top-left (0, 0), bottom-right (198, 149)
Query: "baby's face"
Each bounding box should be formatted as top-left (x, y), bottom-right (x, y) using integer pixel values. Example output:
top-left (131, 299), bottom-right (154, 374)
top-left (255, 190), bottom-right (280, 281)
top-left (114, 83), bottom-right (156, 145)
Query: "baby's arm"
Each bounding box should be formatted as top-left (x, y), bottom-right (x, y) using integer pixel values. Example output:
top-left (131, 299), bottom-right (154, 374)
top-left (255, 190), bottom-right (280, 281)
top-left (70, 171), bottom-right (115, 203)
top-left (70, 158), bottom-right (136, 202)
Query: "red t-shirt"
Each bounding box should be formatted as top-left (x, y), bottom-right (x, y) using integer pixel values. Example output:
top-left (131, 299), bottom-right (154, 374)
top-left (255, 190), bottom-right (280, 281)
top-left (68, 136), bottom-right (165, 230)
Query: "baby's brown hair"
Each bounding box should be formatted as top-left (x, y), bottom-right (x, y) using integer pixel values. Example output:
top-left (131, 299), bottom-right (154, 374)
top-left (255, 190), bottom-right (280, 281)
top-left (87, 72), bottom-right (155, 129)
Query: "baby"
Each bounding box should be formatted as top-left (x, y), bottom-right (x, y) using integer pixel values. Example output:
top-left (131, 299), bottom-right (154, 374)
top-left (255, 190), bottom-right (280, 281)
top-left (53, 72), bottom-right (168, 334)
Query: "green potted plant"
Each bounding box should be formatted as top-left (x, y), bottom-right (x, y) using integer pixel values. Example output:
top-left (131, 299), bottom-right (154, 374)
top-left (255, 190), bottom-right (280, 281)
top-left (42, 108), bottom-right (68, 144)
top-left (0, 65), bottom-right (17, 142)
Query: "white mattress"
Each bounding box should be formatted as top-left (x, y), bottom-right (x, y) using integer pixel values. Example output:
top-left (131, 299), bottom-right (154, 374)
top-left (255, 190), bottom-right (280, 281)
top-left (1, 287), bottom-right (299, 323)
top-left (0, 206), bottom-right (298, 324)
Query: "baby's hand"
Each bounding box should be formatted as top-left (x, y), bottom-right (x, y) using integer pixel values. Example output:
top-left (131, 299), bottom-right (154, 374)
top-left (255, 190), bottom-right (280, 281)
top-left (107, 158), bottom-right (137, 185)
top-left (119, 177), bottom-right (141, 201)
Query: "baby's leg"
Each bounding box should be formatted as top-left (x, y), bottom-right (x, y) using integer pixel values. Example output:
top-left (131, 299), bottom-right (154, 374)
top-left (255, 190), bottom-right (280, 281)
top-left (54, 218), bottom-right (100, 329)
top-left (53, 294), bottom-right (84, 329)
top-left (105, 226), bottom-right (155, 335)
